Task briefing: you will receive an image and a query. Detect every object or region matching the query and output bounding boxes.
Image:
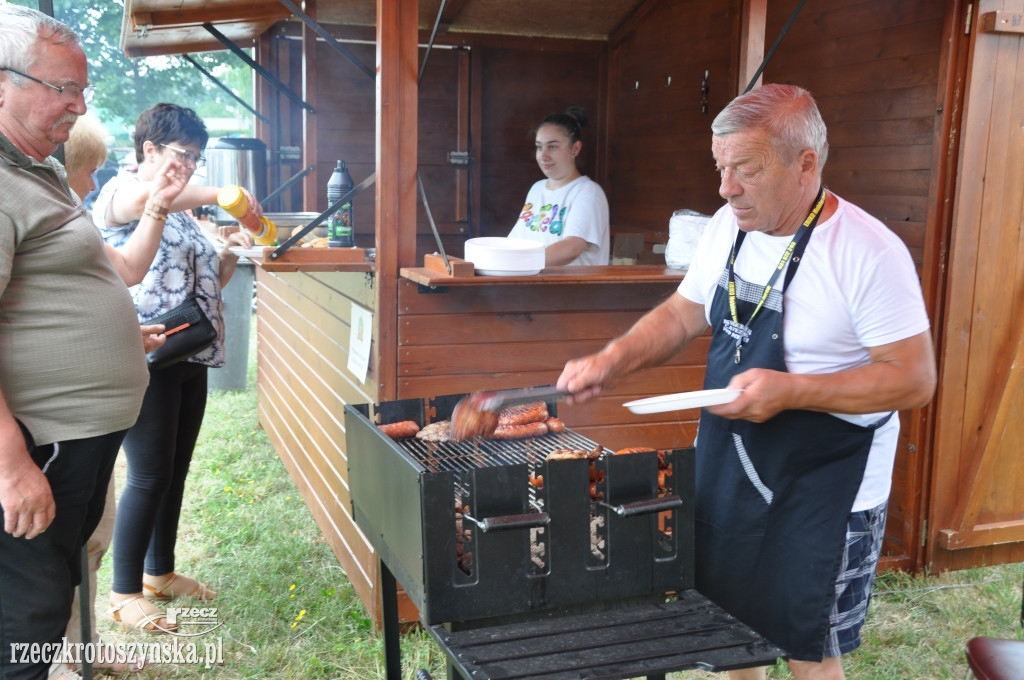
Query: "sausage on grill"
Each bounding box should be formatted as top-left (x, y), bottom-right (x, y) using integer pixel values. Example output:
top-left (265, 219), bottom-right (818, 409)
top-left (377, 420), bottom-right (420, 438)
top-left (613, 447), bottom-right (656, 455)
top-left (544, 417), bottom-right (565, 433)
top-left (498, 402), bottom-right (549, 427)
top-left (491, 421), bottom-right (549, 439)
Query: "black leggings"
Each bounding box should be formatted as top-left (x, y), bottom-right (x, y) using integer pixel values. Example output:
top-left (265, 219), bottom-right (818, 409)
top-left (111, 361), bottom-right (207, 594)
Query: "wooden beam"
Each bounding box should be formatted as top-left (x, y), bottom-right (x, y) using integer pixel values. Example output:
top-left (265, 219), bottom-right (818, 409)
top-left (454, 48), bottom-right (470, 223)
top-left (301, 0), bottom-right (318, 213)
top-left (738, 0), bottom-right (766, 95)
top-left (979, 10), bottom-right (1024, 34)
top-left (376, 0), bottom-right (419, 402)
top-left (134, 6), bottom-right (290, 29)
top-left (440, 0), bottom-right (469, 27)
top-left (939, 520), bottom-right (1024, 550)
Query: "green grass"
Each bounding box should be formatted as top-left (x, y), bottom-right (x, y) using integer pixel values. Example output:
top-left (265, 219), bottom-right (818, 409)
top-left (90, 320), bottom-right (1023, 678)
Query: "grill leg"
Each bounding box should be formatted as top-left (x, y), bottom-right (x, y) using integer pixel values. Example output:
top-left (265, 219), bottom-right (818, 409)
top-left (380, 557), bottom-right (402, 680)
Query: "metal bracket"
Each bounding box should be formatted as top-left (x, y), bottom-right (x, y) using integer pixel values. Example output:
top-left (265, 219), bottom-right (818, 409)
top-left (276, 0), bottom-right (375, 81)
top-left (182, 54), bottom-right (270, 124)
top-left (447, 151), bottom-right (470, 166)
top-left (202, 22), bottom-right (315, 114)
top-left (416, 284), bottom-right (448, 294)
top-left (268, 172), bottom-right (376, 259)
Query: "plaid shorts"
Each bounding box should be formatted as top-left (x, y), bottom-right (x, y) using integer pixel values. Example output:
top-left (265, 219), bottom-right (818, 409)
top-left (823, 502), bottom-right (888, 658)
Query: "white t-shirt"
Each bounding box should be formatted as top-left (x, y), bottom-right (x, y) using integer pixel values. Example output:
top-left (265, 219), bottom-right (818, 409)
top-left (508, 175), bottom-right (610, 266)
top-left (678, 194), bottom-right (931, 511)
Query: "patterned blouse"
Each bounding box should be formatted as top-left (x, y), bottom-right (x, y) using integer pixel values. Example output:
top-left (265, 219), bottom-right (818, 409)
top-left (93, 170), bottom-right (226, 367)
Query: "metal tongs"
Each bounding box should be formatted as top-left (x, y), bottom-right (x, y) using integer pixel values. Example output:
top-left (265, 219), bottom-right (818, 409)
top-left (475, 385), bottom-right (571, 411)
top-left (451, 385), bottom-right (571, 441)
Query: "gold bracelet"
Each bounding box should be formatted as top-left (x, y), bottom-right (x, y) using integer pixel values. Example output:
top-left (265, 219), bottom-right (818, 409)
top-left (143, 209), bottom-right (167, 222)
top-left (145, 201), bottom-right (169, 217)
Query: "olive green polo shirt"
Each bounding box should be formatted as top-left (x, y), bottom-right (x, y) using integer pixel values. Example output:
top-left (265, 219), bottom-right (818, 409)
top-left (0, 131), bottom-right (148, 446)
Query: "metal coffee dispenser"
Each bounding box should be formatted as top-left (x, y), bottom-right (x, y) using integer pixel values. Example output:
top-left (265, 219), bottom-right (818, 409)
top-left (205, 137), bottom-right (267, 224)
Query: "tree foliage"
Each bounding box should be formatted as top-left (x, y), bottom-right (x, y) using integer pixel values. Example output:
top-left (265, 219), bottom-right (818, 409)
top-left (42, 0), bottom-right (254, 141)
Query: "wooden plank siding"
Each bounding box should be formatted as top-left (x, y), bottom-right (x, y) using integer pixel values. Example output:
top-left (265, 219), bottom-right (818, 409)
top-left (928, 0), bottom-right (1024, 572)
top-left (394, 277), bottom-right (698, 451)
top-left (255, 267), bottom-right (419, 624)
top-left (754, 0), bottom-right (948, 573)
top-left (605, 0), bottom-right (741, 245)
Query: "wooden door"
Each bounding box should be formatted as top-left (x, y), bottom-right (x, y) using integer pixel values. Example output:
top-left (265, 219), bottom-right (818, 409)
top-left (928, 0), bottom-right (1024, 571)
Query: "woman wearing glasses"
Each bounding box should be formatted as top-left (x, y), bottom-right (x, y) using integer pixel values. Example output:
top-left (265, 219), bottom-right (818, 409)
top-left (92, 102), bottom-right (255, 633)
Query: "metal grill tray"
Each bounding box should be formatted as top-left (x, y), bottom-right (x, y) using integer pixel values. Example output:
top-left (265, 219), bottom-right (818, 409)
top-left (430, 590), bottom-right (786, 680)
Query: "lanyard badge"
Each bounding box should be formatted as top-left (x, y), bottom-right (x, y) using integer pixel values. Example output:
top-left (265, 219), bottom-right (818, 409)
top-left (726, 186), bottom-right (826, 364)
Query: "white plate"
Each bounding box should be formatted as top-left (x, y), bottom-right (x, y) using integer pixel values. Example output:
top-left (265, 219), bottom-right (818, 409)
top-left (475, 268), bottom-right (542, 277)
top-left (229, 245), bottom-right (272, 259)
top-left (623, 389), bottom-right (742, 414)
top-left (464, 237), bottom-right (545, 274)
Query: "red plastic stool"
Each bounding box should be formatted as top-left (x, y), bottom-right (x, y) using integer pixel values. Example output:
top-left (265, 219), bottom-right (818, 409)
top-left (965, 637), bottom-right (1024, 679)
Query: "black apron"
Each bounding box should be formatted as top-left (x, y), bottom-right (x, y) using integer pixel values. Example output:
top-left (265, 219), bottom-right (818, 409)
top-left (694, 201), bottom-right (885, 661)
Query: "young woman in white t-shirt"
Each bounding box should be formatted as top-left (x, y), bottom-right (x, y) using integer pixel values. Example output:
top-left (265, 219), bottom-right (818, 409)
top-left (508, 106), bottom-right (610, 266)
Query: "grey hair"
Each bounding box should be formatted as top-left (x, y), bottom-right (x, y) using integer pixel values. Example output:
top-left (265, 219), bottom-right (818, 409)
top-left (711, 83), bottom-right (829, 174)
top-left (0, 5), bottom-right (80, 77)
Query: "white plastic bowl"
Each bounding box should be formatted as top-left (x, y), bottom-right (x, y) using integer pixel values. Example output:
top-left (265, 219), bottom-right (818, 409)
top-left (463, 237), bottom-right (544, 276)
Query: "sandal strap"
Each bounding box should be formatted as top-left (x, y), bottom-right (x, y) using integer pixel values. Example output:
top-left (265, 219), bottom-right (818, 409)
top-left (143, 572), bottom-right (180, 597)
top-left (108, 596), bottom-right (174, 632)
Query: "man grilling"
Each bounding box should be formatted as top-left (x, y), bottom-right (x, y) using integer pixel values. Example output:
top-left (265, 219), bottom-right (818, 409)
top-left (556, 83), bottom-right (936, 680)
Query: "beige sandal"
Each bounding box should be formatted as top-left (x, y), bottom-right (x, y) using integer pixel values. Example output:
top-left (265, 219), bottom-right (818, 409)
top-left (108, 595), bottom-right (177, 635)
top-left (143, 572), bottom-right (216, 602)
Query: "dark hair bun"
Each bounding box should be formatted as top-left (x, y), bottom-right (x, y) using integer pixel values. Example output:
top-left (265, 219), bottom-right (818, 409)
top-left (565, 105), bottom-right (588, 129)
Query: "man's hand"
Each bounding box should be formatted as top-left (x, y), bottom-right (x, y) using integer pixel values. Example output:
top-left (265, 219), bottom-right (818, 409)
top-left (141, 323), bottom-right (166, 353)
top-left (0, 444), bottom-right (54, 539)
top-left (706, 368), bottom-right (789, 423)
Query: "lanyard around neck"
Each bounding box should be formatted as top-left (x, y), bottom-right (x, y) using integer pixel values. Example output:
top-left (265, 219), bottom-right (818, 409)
top-left (726, 185), bottom-right (827, 363)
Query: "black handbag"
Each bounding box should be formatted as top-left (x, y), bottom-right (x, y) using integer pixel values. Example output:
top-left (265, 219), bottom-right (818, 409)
top-left (145, 294), bottom-right (217, 369)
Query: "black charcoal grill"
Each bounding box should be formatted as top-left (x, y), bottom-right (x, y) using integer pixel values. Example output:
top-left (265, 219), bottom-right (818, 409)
top-left (345, 392), bottom-right (785, 680)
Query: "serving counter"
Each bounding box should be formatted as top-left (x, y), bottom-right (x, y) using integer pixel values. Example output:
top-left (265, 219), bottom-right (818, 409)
top-left (253, 257), bottom-right (702, 626)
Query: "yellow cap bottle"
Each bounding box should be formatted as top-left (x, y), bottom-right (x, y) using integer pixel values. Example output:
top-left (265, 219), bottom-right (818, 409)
top-left (217, 185), bottom-right (278, 246)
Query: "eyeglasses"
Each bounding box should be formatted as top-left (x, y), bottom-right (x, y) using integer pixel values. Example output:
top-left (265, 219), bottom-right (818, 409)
top-left (0, 67), bottom-right (94, 104)
top-left (162, 144), bottom-right (205, 168)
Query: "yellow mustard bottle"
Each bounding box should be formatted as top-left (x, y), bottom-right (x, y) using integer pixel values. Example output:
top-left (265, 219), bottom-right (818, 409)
top-left (217, 185), bottom-right (278, 246)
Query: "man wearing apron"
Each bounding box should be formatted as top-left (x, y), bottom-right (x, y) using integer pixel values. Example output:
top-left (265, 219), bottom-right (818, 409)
top-left (557, 84), bottom-right (936, 680)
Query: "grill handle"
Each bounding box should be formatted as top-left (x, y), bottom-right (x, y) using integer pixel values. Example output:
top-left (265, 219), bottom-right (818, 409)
top-left (599, 495), bottom-right (684, 517)
top-left (462, 512), bottom-right (550, 533)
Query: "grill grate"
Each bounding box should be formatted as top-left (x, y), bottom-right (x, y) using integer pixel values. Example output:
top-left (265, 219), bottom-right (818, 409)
top-left (399, 429), bottom-right (606, 475)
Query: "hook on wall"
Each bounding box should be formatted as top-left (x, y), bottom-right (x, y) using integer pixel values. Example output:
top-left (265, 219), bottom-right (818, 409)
top-left (700, 70), bottom-right (709, 114)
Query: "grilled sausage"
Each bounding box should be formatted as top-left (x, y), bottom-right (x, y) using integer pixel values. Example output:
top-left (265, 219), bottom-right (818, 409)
top-left (544, 417), bottom-right (565, 433)
top-left (451, 392), bottom-right (500, 441)
top-left (378, 420), bottom-right (420, 438)
top-left (613, 447), bottom-right (656, 455)
top-left (547, 448), bottom-right (590, 461)
top-left (498, 402), bottom-right (549, 427)
top-left (491, 421), bottom-right (549, 439)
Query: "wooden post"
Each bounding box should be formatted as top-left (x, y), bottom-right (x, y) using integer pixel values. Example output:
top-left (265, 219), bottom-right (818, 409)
top-left (301, 0), bottom-right (319, 212)
top-left (376, 0), bottom-right (418, 402)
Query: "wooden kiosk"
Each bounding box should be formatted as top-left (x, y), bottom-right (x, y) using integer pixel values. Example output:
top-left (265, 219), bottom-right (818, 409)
top-left (119, 0), bottom-right (1024, 625)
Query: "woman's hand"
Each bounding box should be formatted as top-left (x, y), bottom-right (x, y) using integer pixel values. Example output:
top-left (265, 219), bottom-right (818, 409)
top-left (141, 324), bottom-right (166, 353)
top-left (147, 157), bottom-right (189, 208)
top-left (226, 228), bottom-right (255, 250)
top-left (238, 186), bottom-right (262, 218)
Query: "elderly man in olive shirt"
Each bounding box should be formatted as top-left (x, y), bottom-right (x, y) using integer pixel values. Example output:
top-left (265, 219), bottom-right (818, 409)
top-left (0, 7), bottom-right (189, 678)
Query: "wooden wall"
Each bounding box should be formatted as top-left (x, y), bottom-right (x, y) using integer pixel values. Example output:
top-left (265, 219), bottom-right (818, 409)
top-left (605, 0), bottom-right (742, 242)
top-left (255, 267), bottom-right (417, 624)
top-left (475, 42), bottom-right (606, 240)
top-left (928, 0), bottom-right (1024, 572)
top-left (395, 272), bottom-right (691, 451)
top-left (756, 0), bottom-right (949, 572)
